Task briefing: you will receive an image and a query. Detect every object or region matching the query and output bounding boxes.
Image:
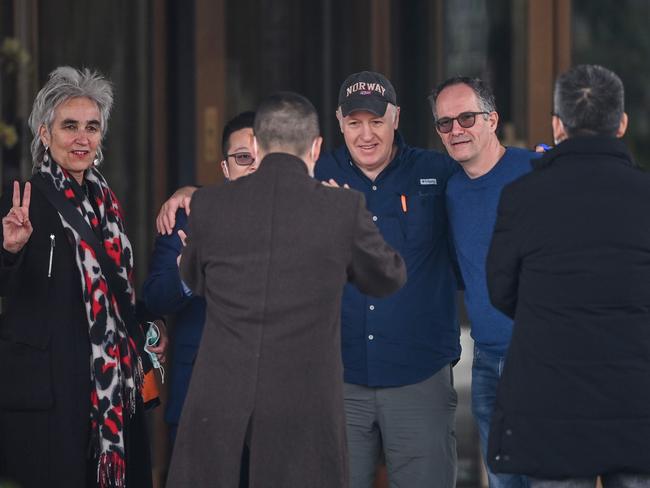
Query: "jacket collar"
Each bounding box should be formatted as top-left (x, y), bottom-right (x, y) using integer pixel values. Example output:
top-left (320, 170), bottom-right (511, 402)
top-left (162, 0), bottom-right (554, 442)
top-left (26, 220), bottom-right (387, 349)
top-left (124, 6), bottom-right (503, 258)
top-left (533, 136), bottom-right (635, 170)
top-left (259, 152), bottom-right (309, 175)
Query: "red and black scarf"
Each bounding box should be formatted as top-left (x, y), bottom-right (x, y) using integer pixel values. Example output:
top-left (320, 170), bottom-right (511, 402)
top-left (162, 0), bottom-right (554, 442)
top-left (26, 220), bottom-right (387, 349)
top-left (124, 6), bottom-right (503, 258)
top-left (39, 159), bottom-right (143, 488)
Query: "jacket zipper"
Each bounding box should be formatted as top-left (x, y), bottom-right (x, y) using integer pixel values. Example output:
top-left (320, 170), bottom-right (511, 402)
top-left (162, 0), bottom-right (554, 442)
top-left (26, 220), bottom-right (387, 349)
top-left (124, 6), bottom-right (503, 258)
top-left (48, 234), bottom-right (55, 278)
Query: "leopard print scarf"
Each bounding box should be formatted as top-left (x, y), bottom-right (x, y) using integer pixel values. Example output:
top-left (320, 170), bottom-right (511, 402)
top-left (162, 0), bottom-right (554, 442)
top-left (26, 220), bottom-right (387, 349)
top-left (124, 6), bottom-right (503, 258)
top-left (39, 159), bottom-right (143, 488)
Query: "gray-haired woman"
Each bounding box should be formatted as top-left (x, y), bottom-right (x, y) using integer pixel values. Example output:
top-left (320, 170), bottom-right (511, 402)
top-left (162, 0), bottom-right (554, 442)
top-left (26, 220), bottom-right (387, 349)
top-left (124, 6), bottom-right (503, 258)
top-left (0, 66), bottom-right (160, 487)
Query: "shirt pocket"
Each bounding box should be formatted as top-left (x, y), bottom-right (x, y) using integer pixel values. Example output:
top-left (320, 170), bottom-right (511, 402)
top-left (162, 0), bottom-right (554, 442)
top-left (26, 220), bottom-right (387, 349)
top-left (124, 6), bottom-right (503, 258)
top-left (404, 189), bottom-right (444, 248)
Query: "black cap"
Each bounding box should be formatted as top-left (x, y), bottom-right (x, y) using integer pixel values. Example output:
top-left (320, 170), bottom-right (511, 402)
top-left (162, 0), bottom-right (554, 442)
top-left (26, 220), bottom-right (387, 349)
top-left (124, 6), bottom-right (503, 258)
top-left (338, 71), bottom-right (397, 117)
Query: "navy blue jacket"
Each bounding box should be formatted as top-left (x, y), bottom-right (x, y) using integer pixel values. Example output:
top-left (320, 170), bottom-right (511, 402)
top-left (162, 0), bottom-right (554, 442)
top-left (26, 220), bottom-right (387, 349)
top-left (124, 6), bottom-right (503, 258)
top-left (315, 133), bottom-right (461, 387)
top-left (142, 210), bottom-right (205, 427)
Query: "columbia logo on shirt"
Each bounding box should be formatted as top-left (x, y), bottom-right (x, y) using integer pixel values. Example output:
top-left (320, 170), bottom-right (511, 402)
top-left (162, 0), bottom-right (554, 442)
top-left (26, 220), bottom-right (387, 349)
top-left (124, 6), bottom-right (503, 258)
top-left (420, 178), bottom-right (437, 186)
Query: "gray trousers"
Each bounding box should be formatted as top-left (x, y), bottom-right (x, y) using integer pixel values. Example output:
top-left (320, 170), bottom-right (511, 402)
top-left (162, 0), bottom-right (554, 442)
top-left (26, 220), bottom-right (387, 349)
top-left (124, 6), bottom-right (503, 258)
top-left (530, 474), bottom-right (650, 488)
top-left (344, 365), bottom-right (457, 488)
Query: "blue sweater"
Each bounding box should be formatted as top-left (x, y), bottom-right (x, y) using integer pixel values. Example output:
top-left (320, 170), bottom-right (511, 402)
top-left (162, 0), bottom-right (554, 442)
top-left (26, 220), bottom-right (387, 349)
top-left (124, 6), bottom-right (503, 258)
top-left (446, 147), bottom-right (535, 353)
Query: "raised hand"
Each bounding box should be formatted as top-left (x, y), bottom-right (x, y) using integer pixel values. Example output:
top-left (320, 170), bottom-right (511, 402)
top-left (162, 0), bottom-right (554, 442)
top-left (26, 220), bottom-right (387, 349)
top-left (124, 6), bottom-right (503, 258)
top-left (2, 181), bottom-right (33, 254)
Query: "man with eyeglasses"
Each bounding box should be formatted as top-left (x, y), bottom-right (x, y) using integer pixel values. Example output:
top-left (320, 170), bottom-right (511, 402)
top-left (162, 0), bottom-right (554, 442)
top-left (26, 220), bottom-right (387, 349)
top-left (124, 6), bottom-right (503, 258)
top-left (155, 112), bottom-right (258, 233)
top-left (143, 112), bottom-right (257, 485)
top-left (315, 71), bottom-right (461, 488)
top-left (429, 76), bottom-right (536, 488)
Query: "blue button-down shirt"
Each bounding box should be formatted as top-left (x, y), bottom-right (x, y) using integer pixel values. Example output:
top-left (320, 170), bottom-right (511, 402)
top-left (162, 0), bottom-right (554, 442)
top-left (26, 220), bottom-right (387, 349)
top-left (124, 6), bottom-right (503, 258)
top-left (315, 133), bottom-right (461, 387)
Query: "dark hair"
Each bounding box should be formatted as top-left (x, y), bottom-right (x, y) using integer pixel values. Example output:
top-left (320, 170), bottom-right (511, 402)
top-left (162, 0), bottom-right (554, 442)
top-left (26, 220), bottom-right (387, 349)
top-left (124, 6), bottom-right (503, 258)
top-left (429, 76), bottom-right (497, 119)
top-left (254, 92), bottom-right (320, 156)
top-left (222, 111), bottom-right (255, 158)
top-left (554, 64), bottom-right (624, 138)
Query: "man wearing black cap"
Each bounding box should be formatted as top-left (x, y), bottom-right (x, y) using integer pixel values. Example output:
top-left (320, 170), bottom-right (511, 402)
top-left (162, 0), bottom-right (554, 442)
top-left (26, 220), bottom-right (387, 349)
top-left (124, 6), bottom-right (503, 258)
top-left (315, 71), bottom-right (460, 488)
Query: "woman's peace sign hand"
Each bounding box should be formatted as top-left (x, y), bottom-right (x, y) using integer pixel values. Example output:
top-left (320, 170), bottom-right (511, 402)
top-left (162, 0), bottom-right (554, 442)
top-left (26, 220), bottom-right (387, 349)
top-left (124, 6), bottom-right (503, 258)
top-left (2, 181), bottom-right (33, 254)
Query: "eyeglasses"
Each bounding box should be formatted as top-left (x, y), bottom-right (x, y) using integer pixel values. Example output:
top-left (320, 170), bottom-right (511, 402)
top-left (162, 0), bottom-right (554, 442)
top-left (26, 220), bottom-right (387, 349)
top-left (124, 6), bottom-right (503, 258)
top-left (227, 152), bottom-right (255, 166)
top-left (435, 111), bottom-right (490, 134)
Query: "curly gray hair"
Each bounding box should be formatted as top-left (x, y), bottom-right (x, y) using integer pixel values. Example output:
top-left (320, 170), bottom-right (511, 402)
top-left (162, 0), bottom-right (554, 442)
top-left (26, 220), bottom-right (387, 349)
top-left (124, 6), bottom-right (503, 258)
top-left (28, 66), bottom-right (113, 170)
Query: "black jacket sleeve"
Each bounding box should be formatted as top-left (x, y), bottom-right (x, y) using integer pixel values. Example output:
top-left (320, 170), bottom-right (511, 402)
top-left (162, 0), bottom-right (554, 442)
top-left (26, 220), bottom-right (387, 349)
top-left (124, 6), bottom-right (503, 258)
top-left (486, 184), bottom-right (524, 319)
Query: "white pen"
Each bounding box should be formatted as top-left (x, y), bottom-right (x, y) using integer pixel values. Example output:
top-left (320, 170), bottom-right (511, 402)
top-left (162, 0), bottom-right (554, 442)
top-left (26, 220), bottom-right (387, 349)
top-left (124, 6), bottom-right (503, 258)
top-left (48, 234), bottom-right (55, 277)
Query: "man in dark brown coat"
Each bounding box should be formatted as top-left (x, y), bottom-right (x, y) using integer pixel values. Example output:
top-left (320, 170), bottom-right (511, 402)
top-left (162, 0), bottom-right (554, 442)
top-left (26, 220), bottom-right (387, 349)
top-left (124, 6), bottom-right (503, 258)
top-left (166, 92), bottom-right (406, 488)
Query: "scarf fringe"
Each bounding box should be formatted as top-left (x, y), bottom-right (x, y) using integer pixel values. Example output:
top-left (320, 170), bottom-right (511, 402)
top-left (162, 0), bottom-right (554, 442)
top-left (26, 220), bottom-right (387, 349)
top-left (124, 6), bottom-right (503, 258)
top-left (98, 451), bottom-right (126, 488)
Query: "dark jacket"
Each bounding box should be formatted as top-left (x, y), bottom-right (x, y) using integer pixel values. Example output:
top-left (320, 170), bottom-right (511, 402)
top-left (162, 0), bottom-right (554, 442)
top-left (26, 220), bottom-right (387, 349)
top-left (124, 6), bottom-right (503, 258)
top-left (486, 137), bottom-right (650, 477)
top-left (0, 178), bottom-right (151, 488)
top-left (167, 153), bottom-right (406, 488)
top-left (143, 209), bottom-right (205, 431)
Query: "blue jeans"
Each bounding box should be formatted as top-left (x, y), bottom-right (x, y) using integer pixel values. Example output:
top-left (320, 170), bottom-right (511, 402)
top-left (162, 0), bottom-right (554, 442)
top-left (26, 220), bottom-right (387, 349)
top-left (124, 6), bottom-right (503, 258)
top-left (472, 346), bottom-right (528, 488)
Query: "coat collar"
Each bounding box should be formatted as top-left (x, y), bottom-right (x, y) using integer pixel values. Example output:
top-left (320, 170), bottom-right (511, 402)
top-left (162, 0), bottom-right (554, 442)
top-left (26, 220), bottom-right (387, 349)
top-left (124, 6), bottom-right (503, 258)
top-left (259, 152), bottom-right (309, 175)
top-left (533, 136), bottom-right (635, 170)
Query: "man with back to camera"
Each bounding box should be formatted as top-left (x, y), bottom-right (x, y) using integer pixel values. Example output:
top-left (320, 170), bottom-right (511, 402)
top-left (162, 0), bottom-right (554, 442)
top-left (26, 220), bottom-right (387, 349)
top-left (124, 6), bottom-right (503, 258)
top-left (316, 71), bottom-right (460, 488)
top-left (487, 64), bottom-right (650, 487)
top-left (154, 71), bottom-right (461, 488)
top-left (430, 76), bottom-right (535, 488)
top-left (166, 91), bottom-right (406, 487)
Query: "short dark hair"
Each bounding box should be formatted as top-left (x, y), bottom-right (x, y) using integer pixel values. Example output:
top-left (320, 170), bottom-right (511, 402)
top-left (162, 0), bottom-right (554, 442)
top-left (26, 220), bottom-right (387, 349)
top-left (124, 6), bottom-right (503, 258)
top-left (222, 111), bottom-right (255, 158)
top-left (429, 76), bottom-right (497, 119)
top-left (254, 92), bottom-right (320, 156)
top-left (554, 64), bottom-right (624, 138)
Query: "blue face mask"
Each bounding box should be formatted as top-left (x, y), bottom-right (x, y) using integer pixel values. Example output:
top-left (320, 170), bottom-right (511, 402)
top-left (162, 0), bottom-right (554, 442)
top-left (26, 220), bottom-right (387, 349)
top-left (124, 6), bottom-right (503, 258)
top-left (144, 321), bottom-right (165, 384)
